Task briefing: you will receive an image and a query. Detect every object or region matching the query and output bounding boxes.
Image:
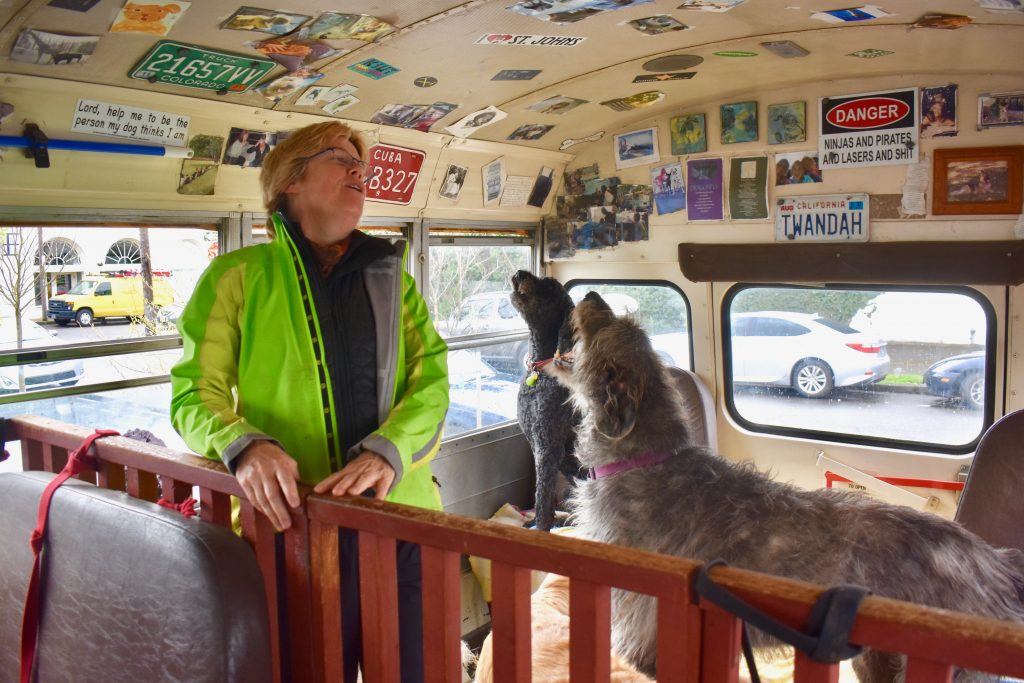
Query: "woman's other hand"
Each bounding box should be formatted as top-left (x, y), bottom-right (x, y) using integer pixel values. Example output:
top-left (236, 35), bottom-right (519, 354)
top-left (313, 451), bottom-right (395, 501)
top-left (235, 440), bottom-right (301, 530)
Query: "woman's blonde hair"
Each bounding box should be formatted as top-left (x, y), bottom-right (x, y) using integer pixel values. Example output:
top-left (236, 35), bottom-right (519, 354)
top-left (260, 121), bottom-right (367, 236)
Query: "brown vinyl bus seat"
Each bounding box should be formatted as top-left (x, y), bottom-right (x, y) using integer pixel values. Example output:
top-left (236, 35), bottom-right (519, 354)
top-left (955, 409), bottom-right (1024, 554)
top-left (0, 471), bottom-right (271, 683)
top-left (666, 366), bottom-right (718, 451)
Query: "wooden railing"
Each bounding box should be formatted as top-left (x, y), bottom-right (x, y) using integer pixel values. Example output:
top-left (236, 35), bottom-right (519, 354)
top-left (6, 414), bottom-right (1024, 683)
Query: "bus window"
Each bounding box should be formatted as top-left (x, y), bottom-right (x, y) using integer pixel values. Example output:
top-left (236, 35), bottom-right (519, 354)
top-left (724, 285), bottom-right (993, 452)
top-left (428, 223), bottom-right (536, 438)
top-left (566, 281), bottom-right (692, 371)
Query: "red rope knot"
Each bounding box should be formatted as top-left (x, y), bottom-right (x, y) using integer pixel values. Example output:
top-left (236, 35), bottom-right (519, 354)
top-left (67, 428), bottom-right (120, 473)
top-left (28, 530), bottom-right (44, 554)
top-left (157, 497), bottom-right (198, 518)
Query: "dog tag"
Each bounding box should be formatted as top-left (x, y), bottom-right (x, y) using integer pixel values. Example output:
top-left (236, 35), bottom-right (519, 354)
top-left (525, 371), bottom-right (539, 386)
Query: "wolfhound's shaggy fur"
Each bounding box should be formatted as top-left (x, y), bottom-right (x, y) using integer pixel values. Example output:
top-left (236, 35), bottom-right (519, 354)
top-left (548, 292), bottom-right (1024, 681)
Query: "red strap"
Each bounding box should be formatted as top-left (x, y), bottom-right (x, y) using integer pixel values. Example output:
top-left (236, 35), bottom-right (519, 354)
top-left (157, 496), bottom-right (198, 518)
top-left (20, 429), bottom-right (119, 683)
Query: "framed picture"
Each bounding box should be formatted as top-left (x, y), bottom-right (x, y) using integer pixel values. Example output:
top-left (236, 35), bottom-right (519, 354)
top-left (766, 101), bottom-right (806, 144)
top-left (720, 101), bottom-right (758, 144)
top-left (978, 91), bottom-right (1024, 129)
top-left (613, 127), bottom-right (660, 169)
top-left (669, 113), bottom-right (706, 155)
top-left (932, 146), bottom-right (1023, 215)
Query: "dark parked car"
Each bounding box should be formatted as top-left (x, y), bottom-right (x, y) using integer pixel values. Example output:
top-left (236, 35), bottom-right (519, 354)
top-left (923, 351), bottom-right (984, 409)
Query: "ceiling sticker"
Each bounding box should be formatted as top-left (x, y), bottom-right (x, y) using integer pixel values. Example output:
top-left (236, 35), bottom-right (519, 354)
top-left (48, 0), bottom-right (102, 11)
top-left (11, 29), bottom-right (98, 65)
top-left (445, 106), bottom-right (507, 138)
top-left (307, 13), bottom-right (395, 42)
top-left (507, 0), bottom-right (655, 24)
top-left (713, 50), bottom-right (757, 57)
top-left (475, 34), bottom-right (586, 47)
top-left (247, 31), bottom-right (338, 72)
top-left (110, 1), bottom-right (190, 36)
top-left (405, 102), bottom-right (458, 132)
top-left (559, 131), bottom-right (605, 150)
top-left (255, 68), bottom-right (323, 102)
top-left (220, 7), bottom-right (311, 35)
top-left (71, 98), bottom-right (190, 145)
top-left (371, 104), bottom-right (430, 126)
top-left (846, 48), bottom-right (895, 58)
top-left (322, 95), bottom-right (359, 115)
top-left (760, 40), bottom-right (809, 58)
top-left (322, 83), bottom-right (358, 102)
top-left (642, 54), bottom-right (702, 71)
top-left (600, 91), bottom-right (665, 111)
top-left (911, 13), bottom-right (973, 29)
top-left (811, 5), bottom-right (892, 23)
top-left (348, 58), bottom-right (399, 80)
top-left (974, 0), bottom-right (1024, 11)
top-left (296, 85), bottom-right (328, 106)
top-left (508, 124), bottom-right (554, 141)
top-left (527, 95), bottom-right (588, 114)
top-left (493, 69), bottom-right (541, 80)
top-left (129, 40), bottom-right (276, 93)
top-left (676, 0), bottom-right (746, 10)
top-left (633, 72), bottom-right (696, 83)
top-left (625, 15), bottom-right (691, 35)
top-left (413, 76), bottom-right (438, 88)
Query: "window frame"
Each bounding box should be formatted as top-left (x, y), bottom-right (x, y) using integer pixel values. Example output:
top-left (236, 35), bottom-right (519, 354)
top-left (721, 282), bottom-right (997, 455)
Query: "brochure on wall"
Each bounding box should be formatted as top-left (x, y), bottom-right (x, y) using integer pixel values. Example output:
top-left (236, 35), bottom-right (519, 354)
top-left (686, 158), bottom-right (724, 221)
top-left (500, 175), bottom-right (533, 206)
top-left (728, 156), bottom-right (768, 219)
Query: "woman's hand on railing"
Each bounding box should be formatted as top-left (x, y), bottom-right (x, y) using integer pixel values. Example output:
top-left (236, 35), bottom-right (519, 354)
top-left (235, 440), bottom-right (301, 531)
top-left (313, 451), bottom-right (395, 501)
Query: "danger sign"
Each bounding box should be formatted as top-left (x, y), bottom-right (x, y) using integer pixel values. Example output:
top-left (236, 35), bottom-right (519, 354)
top-left (818, 88), bottom-right (918, 169)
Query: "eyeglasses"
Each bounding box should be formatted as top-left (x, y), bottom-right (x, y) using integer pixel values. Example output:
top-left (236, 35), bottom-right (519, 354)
top-left (301, 147), bottom-right (378, 183)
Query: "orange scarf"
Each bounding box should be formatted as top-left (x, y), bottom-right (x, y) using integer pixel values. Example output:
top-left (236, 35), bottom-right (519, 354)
top-left (308, 237), bottom-right (351, 278)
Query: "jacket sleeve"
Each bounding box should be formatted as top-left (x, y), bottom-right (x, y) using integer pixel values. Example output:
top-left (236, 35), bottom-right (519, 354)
top-left (353, 271), bottom-right (448, 488)
top-left (169, 257), bottom-right (276, 471)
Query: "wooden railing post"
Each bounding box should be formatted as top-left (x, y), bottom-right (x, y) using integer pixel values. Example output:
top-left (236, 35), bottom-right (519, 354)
top-left (491, 562), bottom-right (532, 683)
top-left (569, 578), bottom-right (611, 682)
top-left (359, 530), bottom-right (400, 683)
top-left (420, 545), bottom-right (462, 683)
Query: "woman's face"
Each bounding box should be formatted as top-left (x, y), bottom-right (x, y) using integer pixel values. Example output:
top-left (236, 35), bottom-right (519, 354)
top-left (284, 134), bottom-right (366, 240)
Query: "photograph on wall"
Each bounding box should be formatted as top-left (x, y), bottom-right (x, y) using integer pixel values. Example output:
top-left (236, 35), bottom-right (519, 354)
top-left (720, 101), bottom-right (758, 144)
top-left (508, 123), bottom-right (555, 141)
top-left (507, 0), bottom-right (655, 24)
top-left (583, 176), bottom-right (621, 205)
top-left (177, 160), bottom-right (218, 196)
top-left (587, 205), bottom-right (620, 247)
top-left (920, 85), bottom-right (958, 137)
top-left (556, 194), bottom-right (592, 220)
top-left (296, 85), bottom-right (329, 106)
top-left (322, 95), bottom-right (359, 114)
top-left (767, 101), bottom-right (806, 144)
top-left (248, 33), bottom-right (337, 71)
top-left (616, 183), bottom-right (653, 211)
top-left (617, 209), bottom-right (649, 241)
top-left (445, 106), bottom-right (507, 138)
top-left (527, 167), bottom-right (556, 207)
top-left (978, 91), bottom-right (1024, 128)
top-left (728, 156), bottom-right (769, 220)
top-left (222, 128), bottom-right (278, 168)
top-left (545, 217), bottom-right (576, 260)
top-left (221, 7), bottom-right (311, 35)
top-left (187, 134), bottom-right (224, 161)
top-left (774, 150), bottom-right (823, 185)
top-left (110, 0), bottom-right (189, 35)
top-left (677, 0), bottom-right (746, 10)
top-left (10, 29), bottom-right (99, 65)
top-left (651, 161), bottom-right (686, 215)
top-left (255, 68), bottom-right (324, 102)
top-left (306, 12), bottom-right (395, 41)
top-left (686, 158), bottom-right (724, 220)
top-left (370, 103), bottom-right (429, 127)
top-left (526, 95), bottom-right (588, 115)
top-left (669, 113), bottom-right (707, 155)
top-left (625, 15), bottom-right (690, 34)
top-left (614, 127), bottom-right (660, 169)
top-left (482, 157), bottom-right (505, 207)
top-left (438, 164), bottom-right (469, 201)
top-left (404, 102), bottom-right (458, 132)
top-left (945, 159), bottom-right (1010, 204)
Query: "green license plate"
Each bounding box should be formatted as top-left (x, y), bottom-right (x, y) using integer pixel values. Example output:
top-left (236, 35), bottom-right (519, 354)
top-left (129, 41), bottom-right (277, 93)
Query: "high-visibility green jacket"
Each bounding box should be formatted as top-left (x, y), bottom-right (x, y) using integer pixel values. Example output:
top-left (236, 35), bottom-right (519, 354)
top-left (170, 213), bottom-right (449, 510)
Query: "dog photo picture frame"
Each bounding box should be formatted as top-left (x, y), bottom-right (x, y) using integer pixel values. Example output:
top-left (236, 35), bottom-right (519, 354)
top-left (613, 127), bottom-right (660, 169)
top-left (932, 146), bottom-right (1023, 215)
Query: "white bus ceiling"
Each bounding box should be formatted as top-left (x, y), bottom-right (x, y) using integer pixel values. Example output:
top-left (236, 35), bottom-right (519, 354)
top-left (2, 0), bottom-right (1024, 515)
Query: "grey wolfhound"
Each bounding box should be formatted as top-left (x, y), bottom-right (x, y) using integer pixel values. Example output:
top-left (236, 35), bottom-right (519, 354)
top-left (548, 292), bottom-right (1024, 682)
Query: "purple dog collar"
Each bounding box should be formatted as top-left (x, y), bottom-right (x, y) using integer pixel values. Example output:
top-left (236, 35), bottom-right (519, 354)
top-left (589, 451), bottom-right (671, 479)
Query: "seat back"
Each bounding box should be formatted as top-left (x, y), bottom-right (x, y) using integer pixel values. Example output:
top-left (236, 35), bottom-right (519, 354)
top-left (666, 366), bottom-right (718, 451)
top-left (955, 409), bottom-right (1024, 553)
top-left (0, 471), bottom-right (271, 683)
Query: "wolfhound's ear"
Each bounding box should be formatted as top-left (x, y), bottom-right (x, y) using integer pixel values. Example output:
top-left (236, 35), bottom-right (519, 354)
top-left (597, 363), bottom-right (639, 441)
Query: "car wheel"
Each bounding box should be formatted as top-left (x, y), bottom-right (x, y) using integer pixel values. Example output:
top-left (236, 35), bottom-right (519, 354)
top-left (75, 308), bottom-right (94, 326)
top-left (959, 372), bottom-right (984, 410)
top-left (792, 359), bottom-right (833, 398)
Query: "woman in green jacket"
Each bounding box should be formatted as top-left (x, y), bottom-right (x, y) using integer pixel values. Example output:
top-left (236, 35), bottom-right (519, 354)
top-left (170, 121), bottom-right (448, 683)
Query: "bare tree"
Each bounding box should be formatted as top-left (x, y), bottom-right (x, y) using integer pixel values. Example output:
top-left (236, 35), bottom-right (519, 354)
top-left (0, 227), bottom-right (42, 347)
top-left (427, 245), bottom-right (527, 334)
